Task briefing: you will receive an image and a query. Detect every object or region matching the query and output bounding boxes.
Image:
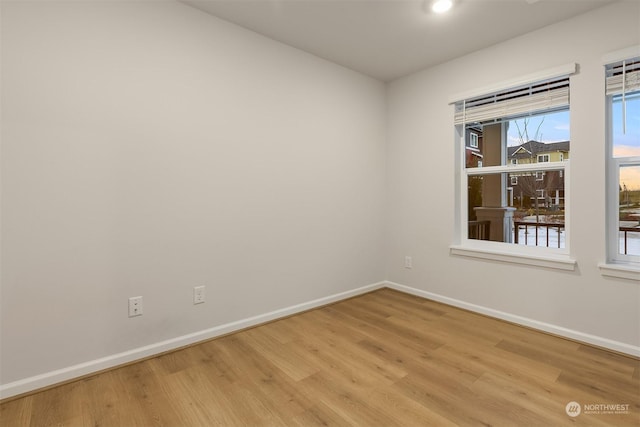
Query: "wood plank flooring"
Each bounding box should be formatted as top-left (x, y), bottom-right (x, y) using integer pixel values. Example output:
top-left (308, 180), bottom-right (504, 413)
top-left (2, 288), bottom-right (639, 426)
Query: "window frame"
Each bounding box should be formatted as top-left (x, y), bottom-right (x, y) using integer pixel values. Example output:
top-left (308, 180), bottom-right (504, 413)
top-left (470, 132), bottom-right (479, 148)
top-left (604, 156), bottom-right (640, 270)
top-left (457, 131), bottom-right (572, 257)
top-left (600, 46), bottom-right (640, 280)
top-left (605, 136), bottom-right (640, 265)
top-left (450, 64), bottom-right (577, 270)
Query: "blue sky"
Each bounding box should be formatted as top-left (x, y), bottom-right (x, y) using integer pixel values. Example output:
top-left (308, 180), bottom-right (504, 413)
top-left (506, 110), bottom-right (570, 146)
top-left (505, 99), bottom-right (640, 189)
top-left (506, 97), bottom-right (640, 154)
top-left (612, 93), bottom-right (640, 158)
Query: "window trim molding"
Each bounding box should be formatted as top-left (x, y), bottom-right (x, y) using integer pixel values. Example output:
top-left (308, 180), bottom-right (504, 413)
top-left (602, 45), bottom-right (640, 65)
top-left (450, 244), bottom-right (576, 271)
top-left (449, 63), bottom-right (577, 105)
top-left (453, 67), bottom-right (574, 267)
top-left (598, 263), bottom-right (640, 282)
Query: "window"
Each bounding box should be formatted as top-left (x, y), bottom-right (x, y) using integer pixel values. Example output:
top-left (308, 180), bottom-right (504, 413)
top-left (605, 52), bottom-right (640, 267)
top-left (470, 133), bottom-right (479, 148)
top-left (451, 65), bottom-right (575, 269)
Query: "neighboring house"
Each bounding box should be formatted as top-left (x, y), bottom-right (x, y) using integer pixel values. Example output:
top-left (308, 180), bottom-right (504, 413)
top-left (465, 127), bottom-right (483, 168)
top-left (508, 140), bottom-right (570, 164)
top-left (507, 140), bottom-right (570, 209)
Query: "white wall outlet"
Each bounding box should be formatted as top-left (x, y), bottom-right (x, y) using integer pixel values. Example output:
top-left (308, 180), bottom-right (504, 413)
top-left (404, 256), bottom-right (413, 269)
top-left (128, 296), bottom-right (143, 317)
top-left (193, 286), bottom-right (205, 304)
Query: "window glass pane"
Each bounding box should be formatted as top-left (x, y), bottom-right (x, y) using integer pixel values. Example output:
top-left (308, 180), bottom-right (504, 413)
top-left (464, 110), bottom-right (570, 169)
top-left (470, 133), bottom-right (478, 148)
top-left (619, 164), bottom-right (640, 256)
top-left (612, 91), bottom-right (640, 158)
top-left (468, 169), bottom-right (565, 248)
top-left (508, 110), bottom-right (570, 164)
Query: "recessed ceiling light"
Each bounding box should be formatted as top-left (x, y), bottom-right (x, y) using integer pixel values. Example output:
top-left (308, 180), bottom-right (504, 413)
top-left (431, 0), bottom-right (453, 14)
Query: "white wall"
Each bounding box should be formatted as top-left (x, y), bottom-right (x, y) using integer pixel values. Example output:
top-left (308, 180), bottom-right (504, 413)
top-left (0, 1), bottom-right (386, 392)
top-left (386, 1), bottom-right (640, 351)
top-left (3, 0), bottom-right (639, 400)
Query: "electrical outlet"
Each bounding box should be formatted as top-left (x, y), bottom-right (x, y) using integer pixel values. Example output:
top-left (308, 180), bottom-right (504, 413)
top-left (128, 296), bottom-right (143, 317)
top-left (193, 286), bottom-right (205, 304)
top-left (404, 256), bottom-right (413, 269)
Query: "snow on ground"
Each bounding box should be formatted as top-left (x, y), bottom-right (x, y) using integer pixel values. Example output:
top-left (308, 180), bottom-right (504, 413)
top-left (513, 215), bottom-right (640, 255)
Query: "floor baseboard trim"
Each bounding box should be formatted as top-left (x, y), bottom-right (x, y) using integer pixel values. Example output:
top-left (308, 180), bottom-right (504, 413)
top-left (384, 281), bottom-right (640, 358)
top-left (0, 281), bottom-right (386, 400)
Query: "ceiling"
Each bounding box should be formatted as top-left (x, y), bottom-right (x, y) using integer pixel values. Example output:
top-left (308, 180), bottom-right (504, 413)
top-left (181, 0), bottom-right (614, 82)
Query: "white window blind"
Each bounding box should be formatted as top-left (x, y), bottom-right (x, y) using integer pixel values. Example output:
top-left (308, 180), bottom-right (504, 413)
top-left (606, 56), bottom-right (640, 134)
top-left (605, 57), bottom-right (640, 95)
top-left (454, 77), bottom-right (570, 126)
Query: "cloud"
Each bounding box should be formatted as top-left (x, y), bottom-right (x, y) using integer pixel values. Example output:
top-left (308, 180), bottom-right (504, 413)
top-left (613, 145), bottom-right (640, 157)
top-left (507, 135), bottom-right (524, 146)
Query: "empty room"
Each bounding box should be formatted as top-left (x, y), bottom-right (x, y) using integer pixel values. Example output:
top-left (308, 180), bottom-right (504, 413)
top-left (1, 0), bottom-right (639, 425)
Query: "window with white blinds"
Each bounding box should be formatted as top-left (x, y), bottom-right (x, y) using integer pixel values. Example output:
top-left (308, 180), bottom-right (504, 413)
top-left (605, 57), bottom-right (640, 96)
top-left (606, 56), bottom-right (640, 135)
top-left (454, 77), bottom-right (570, 126)
top-left (605, 51), bottom-right (640, 267)
top-left (453, 67), bottom-right (573, 264)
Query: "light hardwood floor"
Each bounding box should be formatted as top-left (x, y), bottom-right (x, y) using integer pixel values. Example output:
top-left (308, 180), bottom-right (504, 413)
top-left (2, 288), bottom-right (639, 426)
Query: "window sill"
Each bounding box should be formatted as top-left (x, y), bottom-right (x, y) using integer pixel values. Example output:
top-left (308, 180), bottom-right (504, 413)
top-left (598, 263), bottom-right (640, 281)
top-left (450, 245), bottom-right (576, 271)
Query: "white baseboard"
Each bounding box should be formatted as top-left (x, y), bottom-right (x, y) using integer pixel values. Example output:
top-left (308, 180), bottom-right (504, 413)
top-left (0, 281), bottom-right (386, 400)
top-left (384, 281), bottom-right (640, 358)
top-left (4, 279), bottom-right (637, 400)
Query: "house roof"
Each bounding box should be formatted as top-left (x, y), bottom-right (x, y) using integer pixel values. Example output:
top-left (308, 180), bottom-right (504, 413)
top-left (508, 140), bottom-right (570, 159)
